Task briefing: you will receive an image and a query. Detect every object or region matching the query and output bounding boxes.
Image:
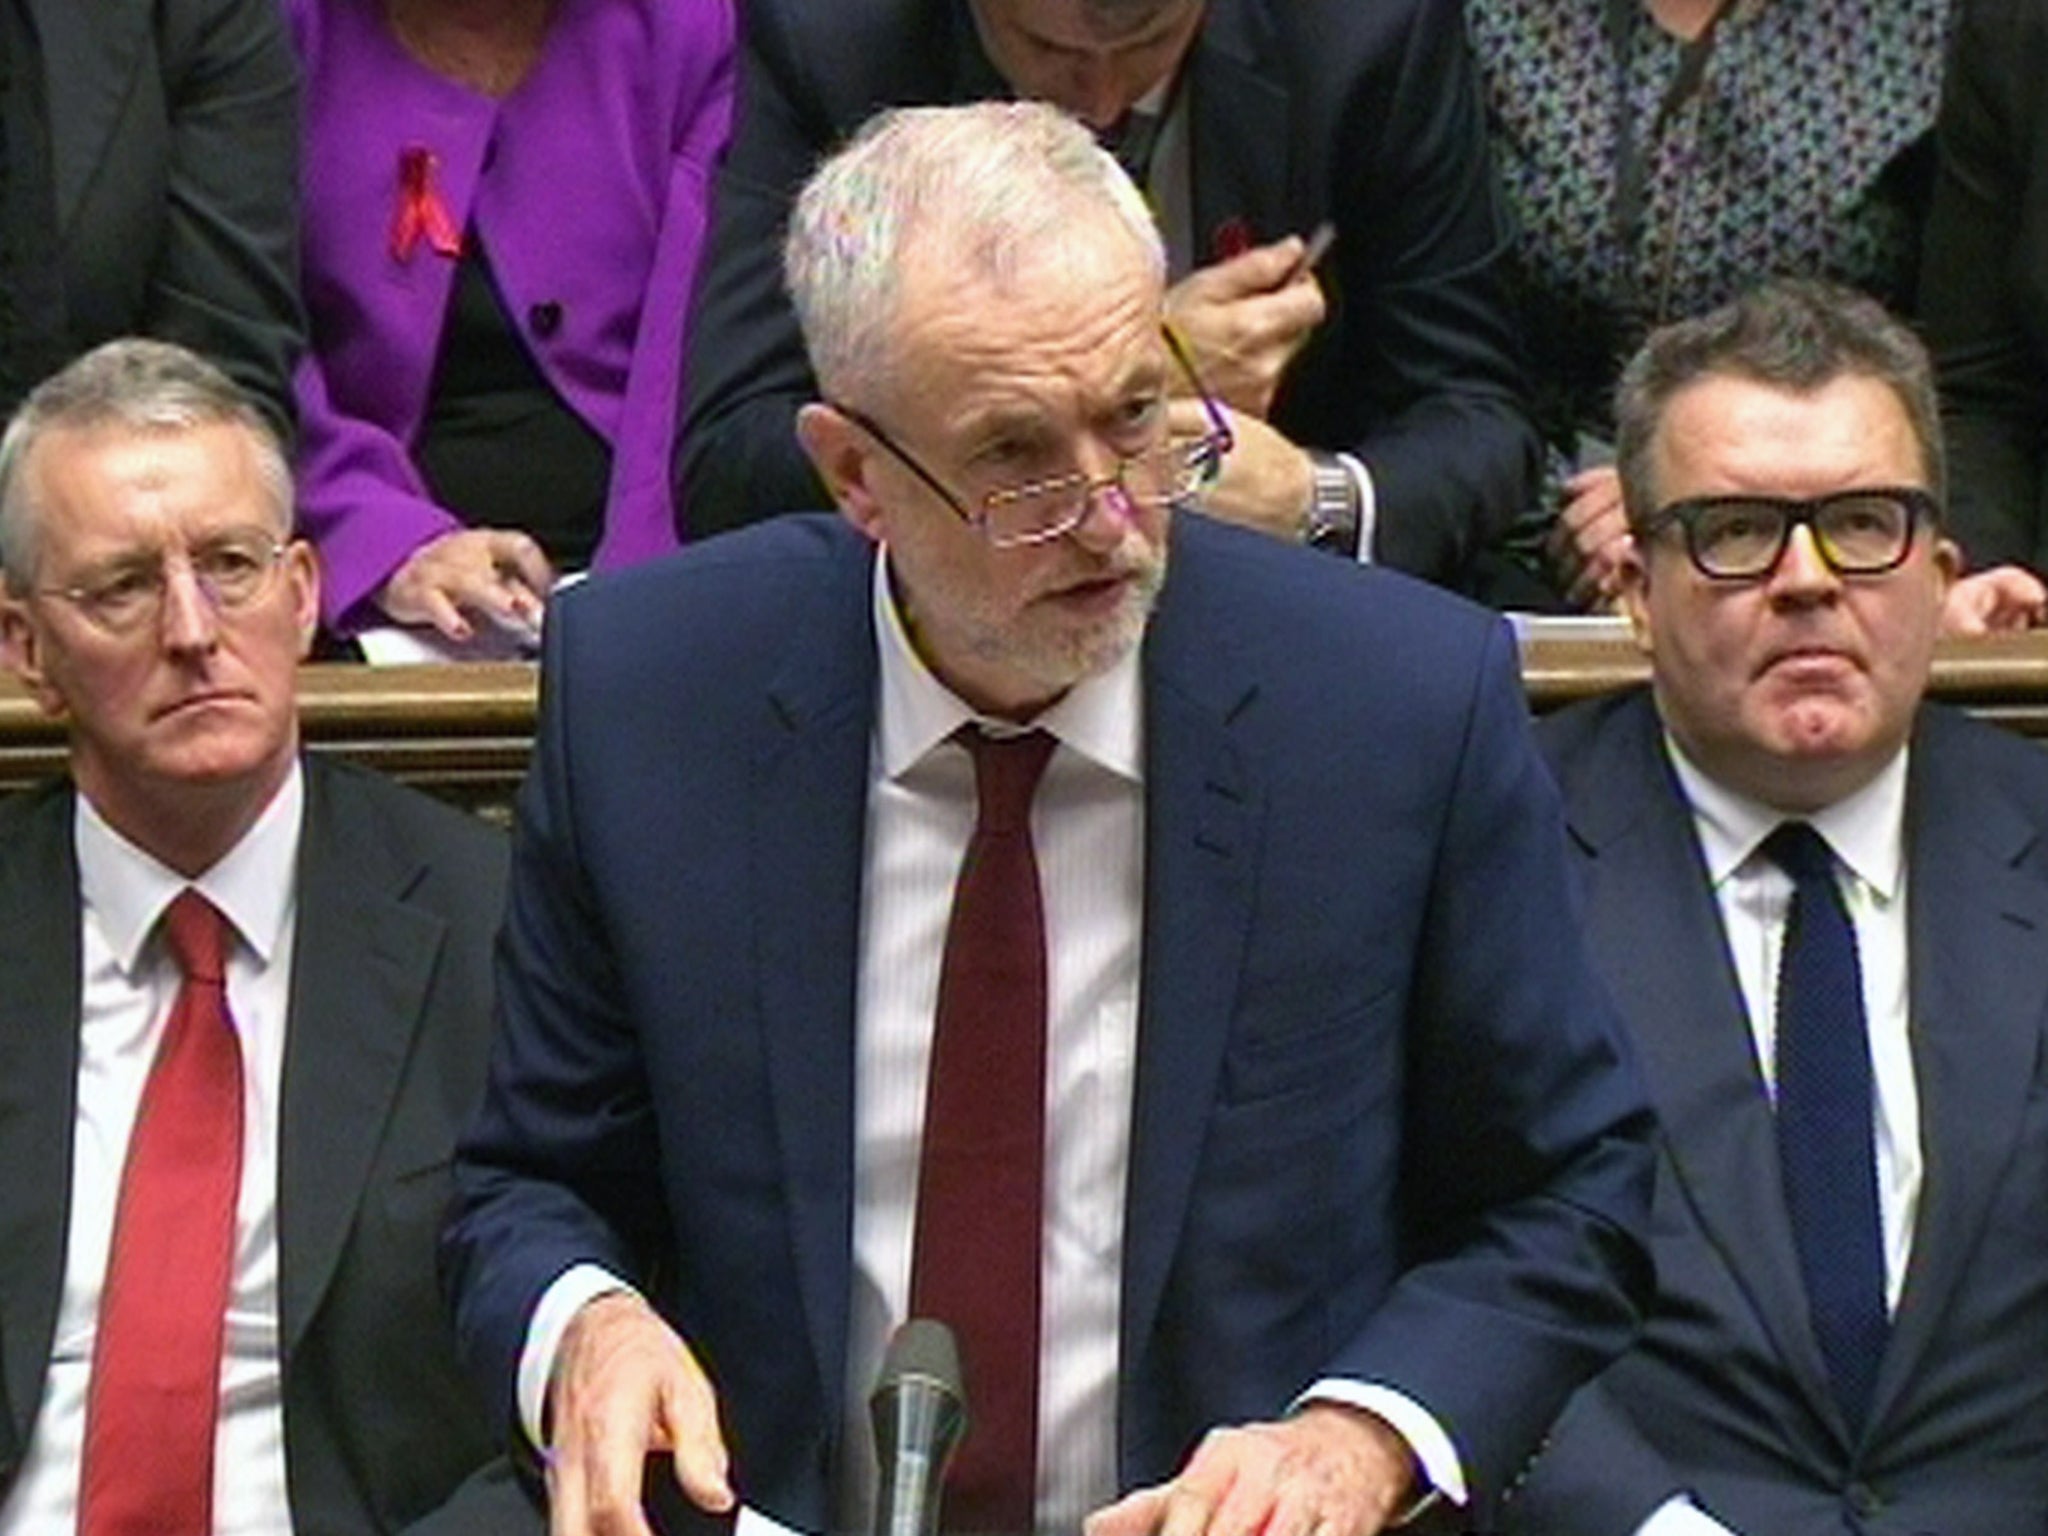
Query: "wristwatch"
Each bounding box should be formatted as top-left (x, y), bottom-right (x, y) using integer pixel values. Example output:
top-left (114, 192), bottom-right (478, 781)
top-left (1301, 451), bottom-right (1363, 557)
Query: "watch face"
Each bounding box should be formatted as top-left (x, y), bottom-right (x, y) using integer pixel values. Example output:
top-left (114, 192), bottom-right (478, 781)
top-left (1307, 461), bottom-right (1359, 553)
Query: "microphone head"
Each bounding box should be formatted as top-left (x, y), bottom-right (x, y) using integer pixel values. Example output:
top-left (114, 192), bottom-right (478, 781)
top-left (870, 1319), bottom-right (969, 1536)
top-left (874, 1319), bottom-right (965, 1408)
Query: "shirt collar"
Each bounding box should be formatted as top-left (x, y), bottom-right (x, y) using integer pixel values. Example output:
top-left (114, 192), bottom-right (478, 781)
top-left (871, 549), bottom-right (1144, 784)
top-left (75, 759), bottom-right (305, 974)
top-left (1666, 735), bottom-right (1907, 901)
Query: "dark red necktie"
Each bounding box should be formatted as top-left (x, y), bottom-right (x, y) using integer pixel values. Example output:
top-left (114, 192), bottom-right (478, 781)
top-left (911, 728), bottom-right (1057, 1535)
top-left (79, 889), bottom-right (244, 1536)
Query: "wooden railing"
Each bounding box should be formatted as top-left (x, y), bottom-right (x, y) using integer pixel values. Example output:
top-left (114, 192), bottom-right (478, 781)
top-left (0, 662), bottom-right (538, 817)
top-left (9, 631), bottom-right (2048, 811)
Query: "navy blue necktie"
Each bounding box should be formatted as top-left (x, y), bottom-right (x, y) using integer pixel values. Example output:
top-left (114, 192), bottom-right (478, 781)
top-left (1764, 821), bottom-right (1888, 1434)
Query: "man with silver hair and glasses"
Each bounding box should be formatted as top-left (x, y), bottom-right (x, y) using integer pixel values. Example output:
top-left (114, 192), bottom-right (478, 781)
top-left (1504, 279), bottom-right (2048, 1535)
top-left (0, 338), bottom-right (537, 1534)
top-left (446, 102), bottom-right (1652, 1536)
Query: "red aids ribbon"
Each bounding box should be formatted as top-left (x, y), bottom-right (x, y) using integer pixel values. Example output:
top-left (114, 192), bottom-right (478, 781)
top-left (390, 145), bottom-right (464, 263)
top-left (1210, 216), bottom-right (1254, 261)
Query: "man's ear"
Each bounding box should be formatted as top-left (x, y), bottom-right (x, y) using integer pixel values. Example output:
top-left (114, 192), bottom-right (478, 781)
top-left (0, 595), bottom-right (65, 719)
top-left (283, 539), bottom-right (321, 661)
top-left (1931, 532), bottom-right (1963, 591)
top-left (1615, 538), bottom-right (1655, 656)
top-left (796, 402), bottom-right (888, 543)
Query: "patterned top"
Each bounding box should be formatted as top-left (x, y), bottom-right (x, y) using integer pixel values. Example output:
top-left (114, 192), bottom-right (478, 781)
top-left (1468, 0), bottom-right (1950, 458)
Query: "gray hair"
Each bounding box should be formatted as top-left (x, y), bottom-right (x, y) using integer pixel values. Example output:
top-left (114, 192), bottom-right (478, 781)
top-left (784, 100), bottom-right (1165, 405)
top-left (0, 338), bottom-right (292, 590)
top-left (1613, 278), bottom-right (1945, 526)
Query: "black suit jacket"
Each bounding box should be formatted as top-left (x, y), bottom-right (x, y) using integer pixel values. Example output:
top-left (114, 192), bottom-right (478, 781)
top-left (0, 759), bottom-right (539, 1536)
top-left (1921, 0), bottom-right (2048, 573)
top-left (1503, 690), bottom-right (2048, 1535)
top-left (30, 0), bottom-right (301, 430)
top-left (675, 0), bottom-right (1537, 587)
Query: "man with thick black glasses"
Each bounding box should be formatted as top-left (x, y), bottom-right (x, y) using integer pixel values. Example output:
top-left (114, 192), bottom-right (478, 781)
top-left (1505, 278), bottom-right (2048, 1536)
top-left (446, 100), bottom-right (1654, 1536)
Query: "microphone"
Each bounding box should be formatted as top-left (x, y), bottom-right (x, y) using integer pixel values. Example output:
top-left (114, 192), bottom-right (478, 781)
top-left (870, 1319), bottom-right (968, 1536)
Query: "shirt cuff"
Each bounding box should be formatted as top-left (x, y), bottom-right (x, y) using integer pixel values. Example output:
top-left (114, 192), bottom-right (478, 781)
top-left (1296, 1377), bottom-right (1466, 1514)
top-left (517, 1263), bottom-right (639, 1449)
top-left (1636, 1495), bottom-right (1743, 1536)
top-left (1337, 452), bottom-right (1376, 565)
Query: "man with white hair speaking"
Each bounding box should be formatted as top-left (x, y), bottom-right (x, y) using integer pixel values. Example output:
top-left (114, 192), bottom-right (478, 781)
top-left (447, 101), bottom-right (1653, 1536)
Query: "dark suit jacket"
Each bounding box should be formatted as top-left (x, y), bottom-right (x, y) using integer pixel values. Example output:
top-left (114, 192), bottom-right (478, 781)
top-left (33, 0), bottom-right (301, 429)
top-left (1505, 690), bottom-right (2048, 1535)
top-left (0, 759), bottom-right (541, 1535)
top-left (1921, 0), bottom-right (2048, 573)
top-left (675, 0), bottom-right (1538, 588)
top-left (445, 511), bottom-right (1653, 1529)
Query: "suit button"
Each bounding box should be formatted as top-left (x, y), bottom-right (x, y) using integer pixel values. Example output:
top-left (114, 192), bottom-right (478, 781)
top-left (528, 301), bottom-right (562, 338)
top-left (1844, 1481), bottom-right (1883, 1518)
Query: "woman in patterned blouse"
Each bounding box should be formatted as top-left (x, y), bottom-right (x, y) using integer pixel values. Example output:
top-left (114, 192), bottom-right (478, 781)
top-left (1467, 0), bottom-right (1947, 608)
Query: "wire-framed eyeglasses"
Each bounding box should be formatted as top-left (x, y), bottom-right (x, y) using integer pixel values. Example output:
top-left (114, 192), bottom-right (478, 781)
top-left (36, 527), bottom-right (289, 635)
top-left (1639, 487), bottom-right (1938, 581)
top-left (828, 326), bottom-right (1234, 550)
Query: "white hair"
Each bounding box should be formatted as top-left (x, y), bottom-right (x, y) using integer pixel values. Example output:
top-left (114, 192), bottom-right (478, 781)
top-left (784, 100), bottom-right (1166, 404)
top-left (0, 338), bottom-right (291, 589)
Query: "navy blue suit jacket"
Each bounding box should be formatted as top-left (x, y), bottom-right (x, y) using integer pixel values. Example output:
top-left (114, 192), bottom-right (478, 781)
top-left (675, 0), bottom-right (1538, 587)
top-left (444, 512), bottom-right (1651, 1528)
top-left (1507, 690), bottom-right (2048, 1535)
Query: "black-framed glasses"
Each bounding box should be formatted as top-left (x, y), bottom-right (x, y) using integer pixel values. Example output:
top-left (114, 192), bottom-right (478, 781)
top-left (827, 324), bottom-right (1234, 550)
top-left (1639, 487), bottom-right (1938, 581)
top-left (37, 527), bottom-right (289, 635)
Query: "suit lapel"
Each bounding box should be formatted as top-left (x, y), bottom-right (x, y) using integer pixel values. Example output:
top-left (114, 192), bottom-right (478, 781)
top-left (1185, 0), bottom-right (1293, 267)
top-left (276, 762), bottom-right (442, 1356)
top-left (1119, 540), bottom-right (1262, 1380)
top-left (28, 0), bottom-right (149, 237)
top-left (750, 548), bottom-right (877, 1429)
top-left (0, 787), bottom-right (82, 1464)
top-left (1868, 712), bottom-right (2048, 1433)
top-left (1566, 696), bottom-right (1843, 1430)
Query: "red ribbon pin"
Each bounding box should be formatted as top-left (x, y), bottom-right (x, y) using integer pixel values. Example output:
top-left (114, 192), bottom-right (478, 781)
top-left (390, 145), bottom-right (464, 263)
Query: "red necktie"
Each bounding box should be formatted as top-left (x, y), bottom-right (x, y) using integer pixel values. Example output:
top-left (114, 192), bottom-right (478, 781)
top-left (910, 728), bottom-right (1057, 1535)
top-left (79, 890), bottom-right (244, 1536)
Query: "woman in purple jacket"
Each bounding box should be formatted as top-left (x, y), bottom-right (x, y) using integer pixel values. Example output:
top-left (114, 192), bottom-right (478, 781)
top-left (288, 0), bottom-right (733, 642)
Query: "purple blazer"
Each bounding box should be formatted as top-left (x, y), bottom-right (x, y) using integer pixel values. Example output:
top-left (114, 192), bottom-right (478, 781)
top-left (288, 0), bottom-right (734, 632)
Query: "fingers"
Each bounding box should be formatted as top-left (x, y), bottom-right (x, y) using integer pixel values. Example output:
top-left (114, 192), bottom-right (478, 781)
top-left (1167, 240), bottom-right (1329, 419)
top-left (1942, 565), bottom-right (2048, 635)
top-left (546, 1293), bottom-right (733, 1536)
top-left (378, 527), bottom-right (557, 642)
top-left (1083, 1409), bottom-right (1412, 1536)
top-left (1549, 467), bottom-right (1632, 612)
top-left (1177, 235), bottom-right (1310, 300)
top-left (1085, 1483), bottom-right (1171, 1536)
top-left (490, 526), bottom-right (557, 598)
top-left (660, 1359), bottom-right (736, 1513)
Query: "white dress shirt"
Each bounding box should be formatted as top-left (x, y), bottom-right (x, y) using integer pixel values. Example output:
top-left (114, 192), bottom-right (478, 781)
top-left (0, 765), bottom-right (303, 1536)
top-left (523, 552), bottom-right (1458, 1528)
top-left (1636, 742), bottom-right (1919, 1536)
